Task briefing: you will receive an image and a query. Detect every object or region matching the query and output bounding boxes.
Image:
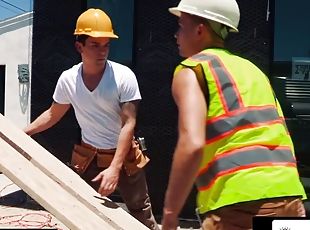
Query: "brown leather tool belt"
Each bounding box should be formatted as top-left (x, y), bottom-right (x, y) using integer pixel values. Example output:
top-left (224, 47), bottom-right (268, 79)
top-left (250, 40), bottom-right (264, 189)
top-left (70, 140), bottom-right (150, 176)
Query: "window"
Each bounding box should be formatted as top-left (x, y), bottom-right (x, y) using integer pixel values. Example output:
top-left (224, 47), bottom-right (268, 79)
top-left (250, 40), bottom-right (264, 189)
top-left (273, 0), bottom-right (310, 77)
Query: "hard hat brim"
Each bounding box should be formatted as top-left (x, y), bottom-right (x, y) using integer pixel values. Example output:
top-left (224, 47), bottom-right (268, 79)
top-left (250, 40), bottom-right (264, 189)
top-left (168, 7), bottom-right (239, 33)
top-left (168, 7), bottom-right (182, 17)
top-left (74, 31), bottom-right (119, 39)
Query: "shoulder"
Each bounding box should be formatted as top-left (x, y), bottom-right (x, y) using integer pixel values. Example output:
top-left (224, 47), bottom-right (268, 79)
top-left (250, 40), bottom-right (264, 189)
top-left (107, 60), bottom-right (137, 82)
top-left (59, 63), bottom-right (82, 82)
top-left (174, 68), bottom-right (196, 82)
top-left (108, 60), bottom-right (134, 74)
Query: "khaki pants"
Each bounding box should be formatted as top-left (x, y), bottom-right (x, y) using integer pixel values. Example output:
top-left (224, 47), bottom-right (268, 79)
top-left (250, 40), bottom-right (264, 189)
top-left (81, 156), bottom-right (159, 230)
top-left (202, 197), bottom-right (306, 230)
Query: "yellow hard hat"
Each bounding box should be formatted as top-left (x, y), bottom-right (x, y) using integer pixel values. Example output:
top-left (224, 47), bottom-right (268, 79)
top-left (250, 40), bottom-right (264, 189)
top-left (74, 8), bottom-right (118, 38)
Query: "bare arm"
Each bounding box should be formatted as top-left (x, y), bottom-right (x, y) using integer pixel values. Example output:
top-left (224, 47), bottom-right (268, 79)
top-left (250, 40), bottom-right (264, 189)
top-left (111, 100), bottom-right (139, 170)
top-left (93, 100), bottom-right (139, 196)
top-left (23, 102), bottom-right (71, 136)
top-left (162, 68), bottom-right (207, 229)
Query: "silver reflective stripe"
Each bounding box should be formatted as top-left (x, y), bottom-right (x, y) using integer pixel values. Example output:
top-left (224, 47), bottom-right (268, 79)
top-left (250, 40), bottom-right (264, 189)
top-left (207, 107), bottom-right (280, 141)
top-left (190, 53), bottom-right (242, 111)
top-left (189, 53), bottom-right (281, 142)
top-left (196, 147), bottom-right (296, 189)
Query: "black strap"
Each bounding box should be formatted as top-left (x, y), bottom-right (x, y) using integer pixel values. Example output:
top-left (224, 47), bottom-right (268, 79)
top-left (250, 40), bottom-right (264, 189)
top-left (192, 64), bottom-right (210, 109)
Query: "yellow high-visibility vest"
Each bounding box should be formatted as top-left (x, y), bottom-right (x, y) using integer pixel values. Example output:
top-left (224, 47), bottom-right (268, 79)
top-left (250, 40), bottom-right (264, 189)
top-left (175, 48), bottom-right (306, 214)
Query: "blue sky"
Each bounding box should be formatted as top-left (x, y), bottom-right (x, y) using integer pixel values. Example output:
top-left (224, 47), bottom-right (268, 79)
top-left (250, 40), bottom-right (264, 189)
top-left (0, 0), bottom-right (33, 21)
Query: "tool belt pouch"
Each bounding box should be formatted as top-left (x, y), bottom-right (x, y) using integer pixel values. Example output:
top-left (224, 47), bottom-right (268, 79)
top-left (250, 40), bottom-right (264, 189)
top-left (123, 140), bottom-right (150, 176)
top-left (71, 144), bottom-right (96, 175)
top-left (97, 151), bottom-right (115, 168)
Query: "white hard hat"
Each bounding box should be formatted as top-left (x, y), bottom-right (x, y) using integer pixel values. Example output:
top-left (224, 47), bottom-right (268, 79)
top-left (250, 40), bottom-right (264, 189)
top-left (169, 0), bottom-right (240, 33)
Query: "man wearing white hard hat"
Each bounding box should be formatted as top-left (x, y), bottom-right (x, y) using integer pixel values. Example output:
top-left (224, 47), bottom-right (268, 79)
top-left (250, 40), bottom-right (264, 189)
top-left (162, 0), bottom-right (306, 229)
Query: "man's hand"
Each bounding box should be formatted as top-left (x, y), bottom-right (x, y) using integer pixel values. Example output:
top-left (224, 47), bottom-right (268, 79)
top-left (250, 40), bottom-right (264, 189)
top-left (92, 166), bottom-right (120, 196)
top-left (161, 209), bottom-right (179, 230)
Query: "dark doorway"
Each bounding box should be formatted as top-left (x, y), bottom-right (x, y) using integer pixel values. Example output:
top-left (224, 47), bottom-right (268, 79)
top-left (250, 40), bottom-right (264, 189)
top-left (0, 65), bottom-right (5, 115)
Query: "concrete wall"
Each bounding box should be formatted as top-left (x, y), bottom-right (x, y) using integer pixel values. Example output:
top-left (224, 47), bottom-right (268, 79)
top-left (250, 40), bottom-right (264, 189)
top-left (0, 12), bottom-right (33, 129)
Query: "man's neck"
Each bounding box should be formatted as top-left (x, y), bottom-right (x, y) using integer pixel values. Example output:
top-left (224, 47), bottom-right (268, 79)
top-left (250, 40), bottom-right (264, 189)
top-left (81, 62), bottom-right (107, 91)
top-left (82, 62), bottom-right (106, 79)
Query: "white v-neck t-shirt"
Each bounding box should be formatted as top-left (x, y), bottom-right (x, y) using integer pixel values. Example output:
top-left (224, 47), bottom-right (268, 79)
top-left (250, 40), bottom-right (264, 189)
top-left (53, 60), bottom-right (141, 149)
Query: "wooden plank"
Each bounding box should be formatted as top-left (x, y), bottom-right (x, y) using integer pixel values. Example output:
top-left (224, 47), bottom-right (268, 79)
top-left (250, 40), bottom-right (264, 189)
top-left (0, 114), bottom-right (148, 230)
top-left (0, 138), bottom-right (114, 230)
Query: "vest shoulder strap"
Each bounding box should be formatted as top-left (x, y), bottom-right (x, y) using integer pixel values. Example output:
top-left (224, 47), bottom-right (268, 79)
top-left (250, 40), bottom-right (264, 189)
top-left (192, 64), bottom-right (209, 107)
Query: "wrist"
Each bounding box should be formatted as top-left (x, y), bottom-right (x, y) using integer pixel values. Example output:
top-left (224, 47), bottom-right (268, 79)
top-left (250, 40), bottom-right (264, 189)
top-left (163, 207), bottom-right (178, 218)
top-left (109, 163), bottom-right (122, 171)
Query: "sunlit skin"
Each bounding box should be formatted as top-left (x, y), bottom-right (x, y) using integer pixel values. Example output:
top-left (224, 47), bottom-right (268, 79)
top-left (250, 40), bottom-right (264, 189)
top-left (162, 12), bottom-right (223, 230)
top-left (75, 37), bottom-right (110, 91)
top-left (175, 13), bottom-right (224, 58)
top-left (75, 37), bottom-right (110, 75)
top-left (175, 13), bottom-right (201, 58)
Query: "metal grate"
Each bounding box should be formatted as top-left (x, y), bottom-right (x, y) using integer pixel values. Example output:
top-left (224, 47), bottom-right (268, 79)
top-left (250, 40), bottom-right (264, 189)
top-left (227, 0), bottom-right (271, 74)
top-left (273, 77), bottom-right (310, 176)
top-left (286, 80), bottom-right (310, 102)
top-left (133, 0), bottom-right (182, 217)
top-left (31, 0), bottom-right (85, 162)
top-left (285, 80), bottom-right (310, 120)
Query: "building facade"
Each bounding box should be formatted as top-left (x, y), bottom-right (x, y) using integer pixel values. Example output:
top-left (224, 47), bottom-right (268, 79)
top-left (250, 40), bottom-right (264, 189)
top-left (0, 12), bottom-right (33, 129)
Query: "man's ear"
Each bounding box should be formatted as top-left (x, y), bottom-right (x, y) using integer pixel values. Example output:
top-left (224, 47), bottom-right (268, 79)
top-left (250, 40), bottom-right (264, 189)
top-left (196, 23), bottom-right (208, 37)
top-left (75, 41), bottom-right (82, 54)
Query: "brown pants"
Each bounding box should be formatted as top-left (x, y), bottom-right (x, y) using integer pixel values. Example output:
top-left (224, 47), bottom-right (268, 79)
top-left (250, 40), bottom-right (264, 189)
top-left (81, 156), bottom-right (159, 230)
top-left (202, 197), bottom-right (306, 230)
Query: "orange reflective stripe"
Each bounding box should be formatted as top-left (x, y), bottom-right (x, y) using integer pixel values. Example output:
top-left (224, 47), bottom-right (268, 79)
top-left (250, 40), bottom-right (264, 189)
top-left (206, 106), bottom-right (282, 143)
top-left (189, 52), bottom-right (243, 112)
top-left (196, 146), bottom-right (296, 191)
top-left (189, 53), bottom-right (283, 143)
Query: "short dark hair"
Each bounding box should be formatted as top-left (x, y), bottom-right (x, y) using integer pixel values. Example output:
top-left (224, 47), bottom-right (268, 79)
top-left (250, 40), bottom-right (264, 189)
top-left (75, 35), bottom-right (90, 45)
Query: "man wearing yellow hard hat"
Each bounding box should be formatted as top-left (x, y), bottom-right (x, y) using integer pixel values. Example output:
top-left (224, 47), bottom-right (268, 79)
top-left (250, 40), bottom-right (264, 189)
top-left (162, 0), bottom-right (306, 229)
top-left (24, 8), bottom-right (159, 230)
